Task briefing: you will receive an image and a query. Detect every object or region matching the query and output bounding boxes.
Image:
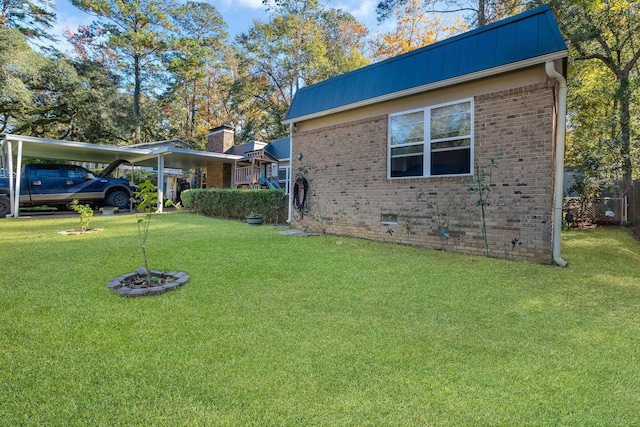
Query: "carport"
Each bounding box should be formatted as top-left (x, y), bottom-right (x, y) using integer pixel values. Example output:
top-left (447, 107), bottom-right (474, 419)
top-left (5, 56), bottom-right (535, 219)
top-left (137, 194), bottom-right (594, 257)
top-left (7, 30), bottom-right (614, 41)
top-left (0, 134), bottom-right (242, 218)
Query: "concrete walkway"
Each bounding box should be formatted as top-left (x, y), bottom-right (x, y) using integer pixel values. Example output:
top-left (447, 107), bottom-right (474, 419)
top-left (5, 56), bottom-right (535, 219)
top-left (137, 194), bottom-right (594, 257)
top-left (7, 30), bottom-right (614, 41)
top-left (279, 228), bottom-right (320, 237)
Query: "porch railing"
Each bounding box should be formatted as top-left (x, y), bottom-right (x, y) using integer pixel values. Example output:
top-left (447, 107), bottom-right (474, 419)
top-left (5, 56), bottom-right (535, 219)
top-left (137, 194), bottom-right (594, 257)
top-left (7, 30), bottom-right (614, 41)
top-left (234, 166), bottom-right (257, 187)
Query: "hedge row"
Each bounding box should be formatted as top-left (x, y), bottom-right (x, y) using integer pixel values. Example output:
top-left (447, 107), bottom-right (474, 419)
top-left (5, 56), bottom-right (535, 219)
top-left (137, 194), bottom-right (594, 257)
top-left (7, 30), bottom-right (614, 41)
top-left (180, 188), bottom-right (288, 223)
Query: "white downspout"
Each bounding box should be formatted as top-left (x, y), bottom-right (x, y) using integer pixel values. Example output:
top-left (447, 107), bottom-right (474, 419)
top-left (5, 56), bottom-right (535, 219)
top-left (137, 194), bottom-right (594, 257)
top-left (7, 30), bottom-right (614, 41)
top-left (156, 153), bottom-right (165, 213)
top-left (287, 123), bottom-right (293, 223)
top-left (545, 60), bottom-right (568, 267)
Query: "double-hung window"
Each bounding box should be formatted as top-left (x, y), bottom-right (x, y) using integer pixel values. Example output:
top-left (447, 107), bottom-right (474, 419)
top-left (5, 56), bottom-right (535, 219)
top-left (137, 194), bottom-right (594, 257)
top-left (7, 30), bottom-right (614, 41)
top-left (389, 99), bottom-right (473, 178)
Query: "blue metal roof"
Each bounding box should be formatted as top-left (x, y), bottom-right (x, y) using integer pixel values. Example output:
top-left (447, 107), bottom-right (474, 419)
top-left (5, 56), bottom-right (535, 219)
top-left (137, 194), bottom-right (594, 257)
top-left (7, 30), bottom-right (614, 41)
top-left (284, 5), bottom-right (567, 123)
top-left (225, 141), bottom-right (267, 156)
top-left (265, 137), bottom-right (291, 160)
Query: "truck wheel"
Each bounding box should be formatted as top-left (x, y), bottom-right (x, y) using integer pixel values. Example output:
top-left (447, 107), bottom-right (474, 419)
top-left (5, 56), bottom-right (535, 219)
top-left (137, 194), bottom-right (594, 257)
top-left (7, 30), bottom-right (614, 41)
top-left (107, 190), bottom-right (130, 209)
top-left (0, 197), bottom-right (10, 217)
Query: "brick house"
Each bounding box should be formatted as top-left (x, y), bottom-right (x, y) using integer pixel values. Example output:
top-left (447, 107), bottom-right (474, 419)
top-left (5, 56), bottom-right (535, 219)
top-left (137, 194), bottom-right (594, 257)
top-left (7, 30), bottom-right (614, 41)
top-left (204, 126), bottom-right (291, 192)
top-left (283, 5), bottom-right (569, 264)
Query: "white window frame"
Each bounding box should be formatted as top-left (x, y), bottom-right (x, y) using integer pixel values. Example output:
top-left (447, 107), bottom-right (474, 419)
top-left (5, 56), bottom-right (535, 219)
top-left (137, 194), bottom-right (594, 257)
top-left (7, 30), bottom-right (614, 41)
top-left (387, 98), bottom-right (474, 179)
top-left (278, 165), bottom-right (290, 194)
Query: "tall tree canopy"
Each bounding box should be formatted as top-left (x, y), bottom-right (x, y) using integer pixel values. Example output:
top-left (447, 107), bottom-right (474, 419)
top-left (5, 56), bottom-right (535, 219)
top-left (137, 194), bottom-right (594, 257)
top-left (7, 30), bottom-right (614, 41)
top-left (371, 0), bottom-right (466, 61)
top-left (162, 1), bottom-right (229, 145)
top-left (70, 0), bottom-right (175, 144)
top-left (0, 27), bottom-right (45, 132)
top-left (376, 0), bottom-right (529, 28)
top-left (0, 0), bottom-right (56, 40)
top-left (0, 26), bottom-right (129, 141)
top-left (550, 0), bottom-right (640, 191)
top-left (235, 0), bottom-right (369, 140)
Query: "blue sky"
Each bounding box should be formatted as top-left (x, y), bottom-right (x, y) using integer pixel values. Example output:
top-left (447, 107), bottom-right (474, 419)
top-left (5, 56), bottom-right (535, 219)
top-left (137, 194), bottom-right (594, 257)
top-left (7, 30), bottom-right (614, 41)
top-left (52, 0), bottom-right (391, 51)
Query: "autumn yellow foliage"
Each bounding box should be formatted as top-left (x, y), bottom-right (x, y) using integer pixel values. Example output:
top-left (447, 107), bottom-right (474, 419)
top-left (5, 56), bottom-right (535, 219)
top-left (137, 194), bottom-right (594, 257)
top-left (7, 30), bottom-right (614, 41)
top-left (370, 0), bottom-right (467, 62)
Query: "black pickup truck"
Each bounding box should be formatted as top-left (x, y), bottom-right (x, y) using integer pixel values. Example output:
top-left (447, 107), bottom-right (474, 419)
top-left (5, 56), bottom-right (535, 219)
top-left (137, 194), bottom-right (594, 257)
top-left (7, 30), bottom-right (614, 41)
top-left (0, 160), bottom-right (136, 217)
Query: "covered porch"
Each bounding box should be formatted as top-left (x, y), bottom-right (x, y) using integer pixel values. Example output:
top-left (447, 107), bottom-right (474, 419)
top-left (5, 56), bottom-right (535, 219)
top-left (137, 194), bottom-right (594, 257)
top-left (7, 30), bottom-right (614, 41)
top-left (234, 148), bottom-right (281, 190)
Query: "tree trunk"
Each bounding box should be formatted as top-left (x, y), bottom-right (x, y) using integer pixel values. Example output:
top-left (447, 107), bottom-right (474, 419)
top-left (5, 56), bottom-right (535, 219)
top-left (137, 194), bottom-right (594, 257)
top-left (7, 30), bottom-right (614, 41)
top-left (190, 79), bottom-right (197, 138)
top-left (477, 0), bottom-right (487, 27)
top-left (618, 74), bottom-right (633, 195)
top-left (133, 54), bottom-right (142, 144)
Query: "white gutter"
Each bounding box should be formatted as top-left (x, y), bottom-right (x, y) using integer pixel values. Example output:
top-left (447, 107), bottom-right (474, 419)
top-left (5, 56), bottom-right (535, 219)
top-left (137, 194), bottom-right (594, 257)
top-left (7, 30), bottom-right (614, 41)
top-left (545, 60), bottom-right (568, 267)
top-left (286, 123), bottom-right (293, 223)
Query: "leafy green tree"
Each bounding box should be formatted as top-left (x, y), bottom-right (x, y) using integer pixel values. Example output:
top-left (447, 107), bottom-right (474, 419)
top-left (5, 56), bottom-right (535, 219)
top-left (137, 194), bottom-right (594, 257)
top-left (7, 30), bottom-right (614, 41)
top-left (16, 55), bottom-right (85, 137)
top-left (235, 0), bottom-right (369, 140)
top-left (70, 0), bottom-right (175, 143)
top-left (65, 60), bottom-right (135, 144)
top-left (195, 52), bottom-right (240, 143)
top-left (566, 58), bottom-right (618, 180)
top-left (0, 28), bottom-right (91, 138)
top-left (0, 0), bottom-right (56, 40)
top-left (162, 1), bottom-right (228, 144)
top-left (550, 0), bottom-right (640, 191)
top-left (376, 0), bottom-right (530, 28)
top-left (1, 26), bottom-right (136, 143)
top-left (371, 0), bottom-right (467, 61)
top-left (317, 9), bottom-right (369, 78)
top-left (0, 27), bottom-right (44, 132)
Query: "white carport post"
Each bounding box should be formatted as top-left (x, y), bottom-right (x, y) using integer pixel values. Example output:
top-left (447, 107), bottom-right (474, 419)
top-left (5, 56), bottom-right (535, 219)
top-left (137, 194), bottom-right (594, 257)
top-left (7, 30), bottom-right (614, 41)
top-left (7, 139), bottom-right (14, 217)
top-left (156, 153), bottom-right (165, 213)
top-left (232, 160), bottom-right (237, 188)
top-left (0, 139), bottom-right (6, 174)
top-left (4, 138), bottom-right (15, 218)
top-left (13, 139), bottom-right (24, 218)
top-left (6, 138), bottom-right (24, 219)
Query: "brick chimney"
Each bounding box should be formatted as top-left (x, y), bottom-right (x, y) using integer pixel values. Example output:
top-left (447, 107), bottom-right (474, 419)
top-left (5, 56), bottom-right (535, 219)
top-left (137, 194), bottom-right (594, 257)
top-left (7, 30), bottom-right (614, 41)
top-left (204, 125), bottom-right (234, 189)
top-left (207, 125), bottom-right (235, 153)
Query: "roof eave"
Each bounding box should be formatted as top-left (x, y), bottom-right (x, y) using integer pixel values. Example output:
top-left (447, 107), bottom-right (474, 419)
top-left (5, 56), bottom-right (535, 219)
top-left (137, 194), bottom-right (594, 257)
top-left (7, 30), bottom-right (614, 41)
top-left (151, 146), bottom-right (243, 161)
top-left (283, 50), bottom-right (567, 125)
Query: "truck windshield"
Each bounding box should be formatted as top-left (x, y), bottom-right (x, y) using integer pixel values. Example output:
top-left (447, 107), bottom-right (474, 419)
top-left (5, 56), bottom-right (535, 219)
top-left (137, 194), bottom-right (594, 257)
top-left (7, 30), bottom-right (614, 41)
top-left (99, 159), bottom-right (132, 179)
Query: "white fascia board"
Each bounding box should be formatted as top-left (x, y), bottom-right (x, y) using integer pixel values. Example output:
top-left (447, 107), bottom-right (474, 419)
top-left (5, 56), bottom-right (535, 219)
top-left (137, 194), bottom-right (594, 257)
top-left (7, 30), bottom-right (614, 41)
top-left (151, 146), bottom-right (243, 161)
top-left (282, 51), bottom-right (568, 125)
top-left (3, 134), bottom-right (151, 156)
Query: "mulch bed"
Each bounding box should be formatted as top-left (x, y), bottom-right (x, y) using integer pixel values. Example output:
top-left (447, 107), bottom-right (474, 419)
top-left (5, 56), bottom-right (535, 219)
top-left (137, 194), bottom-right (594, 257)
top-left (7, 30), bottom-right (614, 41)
top-left (107, 269), bottom-right (189, 297)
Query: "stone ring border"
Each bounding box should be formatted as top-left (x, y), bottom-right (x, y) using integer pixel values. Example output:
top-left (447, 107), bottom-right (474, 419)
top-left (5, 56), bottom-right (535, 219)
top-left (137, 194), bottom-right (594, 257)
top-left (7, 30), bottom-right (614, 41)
top-left (108, 271), bottom-right (190, 297)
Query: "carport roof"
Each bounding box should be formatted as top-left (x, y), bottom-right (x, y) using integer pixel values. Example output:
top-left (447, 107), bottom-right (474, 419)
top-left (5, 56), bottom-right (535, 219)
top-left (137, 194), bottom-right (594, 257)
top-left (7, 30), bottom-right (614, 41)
top-left (0, 134), bottom-right (242, 168)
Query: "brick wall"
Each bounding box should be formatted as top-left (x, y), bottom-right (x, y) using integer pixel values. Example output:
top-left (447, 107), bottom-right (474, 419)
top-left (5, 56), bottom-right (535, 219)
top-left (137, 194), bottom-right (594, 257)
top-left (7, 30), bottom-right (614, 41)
top-left (290, 82), bottom-right (556, 263)
top-left (206, 126), bottom-right (235, 188)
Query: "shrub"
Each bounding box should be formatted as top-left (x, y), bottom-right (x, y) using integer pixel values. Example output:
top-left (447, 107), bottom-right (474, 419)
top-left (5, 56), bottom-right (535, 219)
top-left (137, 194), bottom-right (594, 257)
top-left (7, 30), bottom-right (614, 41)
top-left (180, 189), bottom-right (196, 210)
top-left (181, 188), bottom-right (287, 223)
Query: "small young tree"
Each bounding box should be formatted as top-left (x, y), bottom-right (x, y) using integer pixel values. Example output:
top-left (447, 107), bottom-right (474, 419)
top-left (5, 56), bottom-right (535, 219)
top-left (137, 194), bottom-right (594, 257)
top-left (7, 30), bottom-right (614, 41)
top-left (134, 179), bottom-right (180, 285)
top-left (134, 180), bottom-right (158, 285)
top-left (70, 199), bottom-right (94, 232)
top-left (465, 156), bottom-right (499, 256)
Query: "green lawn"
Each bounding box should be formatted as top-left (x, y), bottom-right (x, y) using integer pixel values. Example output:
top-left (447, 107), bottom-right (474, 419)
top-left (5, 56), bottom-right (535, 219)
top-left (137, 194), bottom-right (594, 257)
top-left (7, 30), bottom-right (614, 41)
top-left (1, 213), bottom-right (639, 426)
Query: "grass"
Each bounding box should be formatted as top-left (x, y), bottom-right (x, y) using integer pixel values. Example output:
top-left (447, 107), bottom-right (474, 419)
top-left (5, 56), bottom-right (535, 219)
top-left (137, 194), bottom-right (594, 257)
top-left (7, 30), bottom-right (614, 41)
top-left (1, 212), bottom-right (639, 425)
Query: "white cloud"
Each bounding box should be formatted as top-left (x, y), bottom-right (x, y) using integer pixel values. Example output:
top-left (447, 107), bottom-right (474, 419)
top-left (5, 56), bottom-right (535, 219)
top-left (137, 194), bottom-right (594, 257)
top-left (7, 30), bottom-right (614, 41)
top-left (238, 0), bottom-right (266, 8)
top-left (215, 0), bottom-right (265, 10)
top-left (328, 0), bottom-right (394, 36)
top-left (54, 0), bottom-right (94, 34)
top-left (340, 0), bottom-right (377, 22)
